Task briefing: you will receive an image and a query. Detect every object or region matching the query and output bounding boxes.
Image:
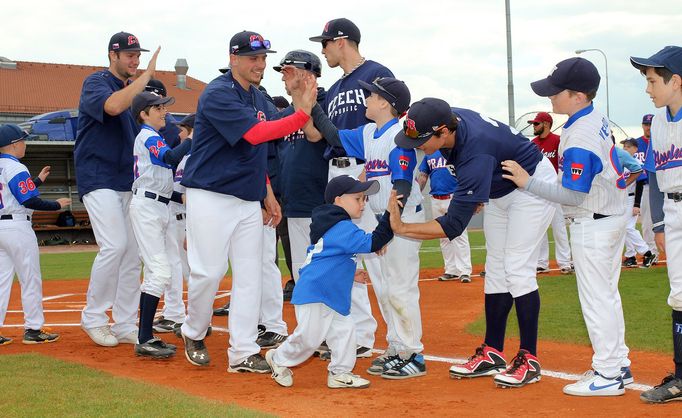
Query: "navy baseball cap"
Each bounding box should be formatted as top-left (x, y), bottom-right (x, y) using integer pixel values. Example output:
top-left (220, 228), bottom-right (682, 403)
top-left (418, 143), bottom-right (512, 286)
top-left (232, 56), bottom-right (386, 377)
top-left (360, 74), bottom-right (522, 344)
top-left (0, 124), bottom-right (28, 147)
top-left (630, 46), bottom-right (682, 76)
top-left (273, 50), bottom-right (322, 77)
top-left (531, 57), bottom-right (601, 97)
top-left (358, 77), bottom-right (411, 115)
top-left (175, 113), bottom-right (195, 128)
top-left (642, 114), bottom-right (654, 124)
top-left (620, 138), bottom-right (639, 148)
top-left (325, 175), bottom-right (380, 204)
top-left (230, 31), bottom-right (276, 56)
top-left (131, 92), bottom-right (175, 117)
top-left (108, 32), bottom-right (149, 52)
top-left (145, 79), bottom-right (167, 97)
top-left (309, 18), bottom-right (361, 44)
top-left (394, 98), bottom-right (453, 149)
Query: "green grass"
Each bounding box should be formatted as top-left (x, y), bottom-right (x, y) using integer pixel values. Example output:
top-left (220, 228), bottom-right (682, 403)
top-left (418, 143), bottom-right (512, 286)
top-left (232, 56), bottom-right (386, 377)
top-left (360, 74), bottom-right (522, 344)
top-left (40, 252), bottom-right (96, 280)
top-left (0, 353), bottom-right (270, 418)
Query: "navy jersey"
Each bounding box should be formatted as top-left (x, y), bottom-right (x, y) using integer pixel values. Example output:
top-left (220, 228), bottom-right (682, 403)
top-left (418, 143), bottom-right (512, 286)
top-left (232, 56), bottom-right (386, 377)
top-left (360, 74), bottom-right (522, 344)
top-left (181, 71), bottom-right (280, 201)
top-left (160, 113), bottom-right (181, 148)
top-left (322, 60), bottom-right (393, 159)
top-left (419, 150), bottom-right (458, 195)
top-left (634, 136), bottom-right (649, 183)
top-left (444, 107), bottom-right (542, 202)
top-left (74, 70), bottom-right (139, 199)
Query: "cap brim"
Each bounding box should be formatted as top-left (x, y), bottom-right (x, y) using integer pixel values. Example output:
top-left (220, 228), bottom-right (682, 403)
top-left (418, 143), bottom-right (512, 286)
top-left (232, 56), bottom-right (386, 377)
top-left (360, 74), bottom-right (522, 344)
top-left (527, 119), bottom-right (539, 124)
top-left (150, 96), bottom-right (175, 107)
top-left (630, 56), bottom-right (664, 70)
top-left (357, 80), bottom-right (380, 95)
top-left (530, 78), bottom-right (564, 97)
top-left (112, 47), bottom-right (150, 52)
top-left (272, 65), bottom-right (283, 72)
top-left (236, 49), bottom-right (277, 56)
top-left (394, 130), bottom-right (431, 149)
top-left (348, 180), bottom-right (381, 197)
top-left (309, 35), bottom-right (333, 42)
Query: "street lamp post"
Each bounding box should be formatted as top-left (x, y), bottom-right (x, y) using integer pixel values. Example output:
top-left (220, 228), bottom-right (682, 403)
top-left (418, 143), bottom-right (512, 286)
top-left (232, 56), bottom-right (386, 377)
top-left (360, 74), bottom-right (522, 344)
top-left (575, 48), bottom-right (609, 119)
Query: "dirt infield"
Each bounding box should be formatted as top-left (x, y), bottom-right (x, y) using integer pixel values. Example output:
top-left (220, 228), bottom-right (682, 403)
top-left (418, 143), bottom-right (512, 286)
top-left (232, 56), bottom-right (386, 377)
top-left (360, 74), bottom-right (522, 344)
top-left (1, 268), bottom-right (677, 417)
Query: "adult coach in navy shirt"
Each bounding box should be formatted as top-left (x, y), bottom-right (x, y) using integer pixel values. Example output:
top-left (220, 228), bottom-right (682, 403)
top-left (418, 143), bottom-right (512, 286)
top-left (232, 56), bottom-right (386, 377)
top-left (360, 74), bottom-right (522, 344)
top-left (178, 30), bottom-right (318, 373)
top-left (389, 98), bottom-right (556, 389)
top-left (75, 32), bottom-right (160, 348)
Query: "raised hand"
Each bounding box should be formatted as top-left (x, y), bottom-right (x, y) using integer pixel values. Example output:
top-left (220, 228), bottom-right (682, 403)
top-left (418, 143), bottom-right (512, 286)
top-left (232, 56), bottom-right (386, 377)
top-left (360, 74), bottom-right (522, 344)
top-left (56, 198), bottom-right (72, 209)
top-left (501, 160), bottom-right (530, 188)
top-left (145, 46), bottom-right (161, 77)
top-left (38, 166), bottom-right (51, 182)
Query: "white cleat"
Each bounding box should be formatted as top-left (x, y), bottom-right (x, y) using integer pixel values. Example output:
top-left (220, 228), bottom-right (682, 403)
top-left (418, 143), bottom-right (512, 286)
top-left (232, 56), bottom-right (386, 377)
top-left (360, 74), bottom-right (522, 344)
top-left (83, 325), bottom-right (118, 347)
top-left (265, 349), bottom-right (293, 387)
top-left (563, 370), bottom-right (625, 397)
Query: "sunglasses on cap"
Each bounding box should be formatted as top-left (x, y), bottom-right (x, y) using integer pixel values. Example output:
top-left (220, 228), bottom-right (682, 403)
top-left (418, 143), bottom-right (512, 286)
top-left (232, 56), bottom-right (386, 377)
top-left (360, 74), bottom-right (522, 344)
top-left (370, 77), bottom-right (397, 103)
top-left (231, 39), bottom-right (272, 54)
top-left (321, 36), bottom-right (348, 48)
top-left (280, 59), bottom-right (315, 71)
top-left (403, 120), bottom-right (446, 140)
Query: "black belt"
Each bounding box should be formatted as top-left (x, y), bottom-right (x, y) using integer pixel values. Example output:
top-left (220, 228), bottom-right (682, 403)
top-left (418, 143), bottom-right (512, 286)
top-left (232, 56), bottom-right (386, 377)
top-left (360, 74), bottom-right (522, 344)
top-left (331, 157), bottom-right (360, 168)
top-left (134, 189), bottom-right (170, 205)
top-left (176, 213), bottom-right (186, 220)
top-left (593, 213), bottom-right (611, 220)
top-left (667, 192), bottom-right (682, 202)
top-left (0, 214), bottom-right (31, 221)
top-left (628, 193), bottom-right (635, 197)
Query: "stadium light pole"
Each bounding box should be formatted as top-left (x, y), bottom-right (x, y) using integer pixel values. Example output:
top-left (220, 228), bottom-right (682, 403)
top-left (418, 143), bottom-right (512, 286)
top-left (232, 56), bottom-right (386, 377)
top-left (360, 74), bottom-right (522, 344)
top-left (505, 0), bottom-right (515, 126)
top-left (575, 48), bottom-right (609, 119)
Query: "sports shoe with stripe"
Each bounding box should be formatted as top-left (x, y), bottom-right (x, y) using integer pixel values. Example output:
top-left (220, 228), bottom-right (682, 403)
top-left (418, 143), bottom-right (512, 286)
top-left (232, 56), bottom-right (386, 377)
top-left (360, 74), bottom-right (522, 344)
top-left (182, 334), bottom-right (210, 366)
top-left (0, 335), bottom-right (12, 346)
top-left (640, 374), bottom-right (682, 403)
top-left (257, 332), bottom-right (287, 349)
top-left (265, 349), bottom-right (293, 387)
top-left (23, 329), bottom-right (59, 344)
top-left (449, 344), bottom-right (507, 378)
top-left (134, 337), bottom-right (176, 359)
top-left (642, 251), bottom-right (658, 268)
top-left (152, 317), bottom-right (179, 333)
top-left (367, 353), bottom-right (401, 376)
top-left (621, 366), bottom-right (634, 385)
top-left (493, 349), bottom-right (541, 388)
top-left (562, 370), bottom-right (624, 397)
top-left (438, 273), bottom-right (458, 281)
top-left (382, 353), bottom-right (426, 379)
top-left (327, 372), bottom-right (370, 389)
top-left (228, 353), bottom-right (271, 373)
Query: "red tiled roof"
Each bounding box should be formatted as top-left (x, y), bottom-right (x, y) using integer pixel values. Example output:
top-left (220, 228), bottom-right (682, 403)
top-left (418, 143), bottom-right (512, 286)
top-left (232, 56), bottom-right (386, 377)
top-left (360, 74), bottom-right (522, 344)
top-left (0, 61), bottom-right (205, 115)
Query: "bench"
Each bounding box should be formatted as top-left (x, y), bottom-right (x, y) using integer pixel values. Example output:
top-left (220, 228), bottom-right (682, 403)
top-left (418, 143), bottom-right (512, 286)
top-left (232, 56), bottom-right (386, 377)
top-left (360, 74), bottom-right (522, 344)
top-left (32, 210), bottom-right (91, 231)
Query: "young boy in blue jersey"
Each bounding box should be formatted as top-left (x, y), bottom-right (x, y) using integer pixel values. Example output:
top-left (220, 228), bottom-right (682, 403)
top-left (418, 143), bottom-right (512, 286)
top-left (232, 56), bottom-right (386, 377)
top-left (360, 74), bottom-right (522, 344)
top-left (630, 45), bottom-right (682, 403)
top-left (129, 92), bottom-right (191, 358)
top-left (265, 175), bottom-right (393, 389)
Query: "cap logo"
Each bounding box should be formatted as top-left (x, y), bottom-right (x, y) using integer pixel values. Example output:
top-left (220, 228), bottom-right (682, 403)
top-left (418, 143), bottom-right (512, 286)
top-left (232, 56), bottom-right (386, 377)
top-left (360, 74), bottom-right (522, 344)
top-left (337, 31), bottom-right (344, 35)
top-left (324, 21), bottom-right (330, 32)
top-left (549, 65), bottom-right (558, 76)
top-left (127, 35), bottom-right (138, 46)
top-left (256, 111), bottom-right (266, 121)
top-left (405, 117), bottom-right (416, 132)
top-left (249, 34), bottom-right (264, 43)
top-left (112, 43), bottom-right (120, 50)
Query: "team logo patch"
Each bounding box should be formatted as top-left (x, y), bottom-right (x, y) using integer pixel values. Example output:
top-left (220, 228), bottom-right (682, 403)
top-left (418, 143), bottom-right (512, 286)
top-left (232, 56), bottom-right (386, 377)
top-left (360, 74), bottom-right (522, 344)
top-left (127, 36), bottom-right (138, 46)
top-left (405, 117), bottom-right (416, 131)
top-left (324, 21), bottom-right (330, 32)
top-left (249, 34), bottom-right (263, 43)
top-left (112, 43), bottom-right (120, 50)
top-left (256, 111), bottom-right (266, 121)
top-left (399, 155), bottom-right (410, 170)
top-left (570, 163), bottom-right (584, 181)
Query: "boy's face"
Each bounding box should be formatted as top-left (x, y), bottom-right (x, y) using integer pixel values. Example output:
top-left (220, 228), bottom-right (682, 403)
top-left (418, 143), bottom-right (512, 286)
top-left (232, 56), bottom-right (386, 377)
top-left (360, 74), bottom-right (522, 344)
top-left (364, 93), bottom-right (385, 121)
top-left (178, 125), bottom-right (191, 141)
top-left (335, 191), bottom-right (366, 219)
top-left (644, 67), bottom-right (681, 109)
top-left (623, 143), bottom-right (637, 155)
top-left (1, 139), bottom-right (27, 158)
top-left (417, 133), bottom-right (446, 155)
top-left (549, 90), bottom-right (575, 115)
top-left (141, 104), bottom-right (168, 130)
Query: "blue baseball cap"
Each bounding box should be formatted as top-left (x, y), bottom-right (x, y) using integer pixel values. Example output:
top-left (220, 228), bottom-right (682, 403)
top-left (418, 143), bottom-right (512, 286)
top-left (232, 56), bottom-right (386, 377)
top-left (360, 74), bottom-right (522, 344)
top-left (394, 98), bottom-right (453, 149)
top-left (630, 46), bottom-right (682, 76)
top-left (531, 57), bottom-right (601, 97)
top-left (0, 124), bottom-right (28, 147)
top-left (358, 77), bottom-right (411, 115)
top-left (325, 175), bottom-right (380, 204)
top-left (642, 114), bottom-right (654, 124)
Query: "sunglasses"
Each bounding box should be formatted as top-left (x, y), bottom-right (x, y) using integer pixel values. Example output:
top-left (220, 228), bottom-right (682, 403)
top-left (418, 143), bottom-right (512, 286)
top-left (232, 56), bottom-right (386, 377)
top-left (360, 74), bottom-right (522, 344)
top-left (371, 77), bottom-right (397, 103)
top-left (403, 121), bottom-right (446, 139)
top-left (231, 39), bottom-right (271, 54)
top-left (321, 35), bottom-right (348, 48)
top-left (280, 59), bottom-right (315, 72)
top-left (532, 122), bottom-right (541, 126)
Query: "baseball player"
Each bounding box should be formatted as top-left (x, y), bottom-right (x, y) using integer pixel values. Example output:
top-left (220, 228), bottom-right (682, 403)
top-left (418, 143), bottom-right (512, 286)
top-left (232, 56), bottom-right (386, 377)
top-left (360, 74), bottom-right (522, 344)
top-left (389, 97), bottom-right (556, 388)
top-left (619, 138), bottom-right (655, 268)
top-left (306, 77), bottom-right (427, 379)
top-left (630, 45), bottom-right (682, 403)
top-left (76, 32), bottom-right (159, 347)
top-left (527, 112), bottom-right (573, 274)
top-left (418, 150), bottom-right (472, 283)
top-left (153, 113), bottom-right (194, 333)
top-left (502, 57), bottom-right (631, 396)
top-left (178, 30), bottom-right (317, 372)
top-left (633, 114), bottom-right (659, 266)
top-left (265, 175), bottom-right (393, 389)
top-left (129, 91), bottom-right (192, 358)
top-left (0, 124), bottom-right (70, 345)
top-left (145, 79), bottom-right (181, 148)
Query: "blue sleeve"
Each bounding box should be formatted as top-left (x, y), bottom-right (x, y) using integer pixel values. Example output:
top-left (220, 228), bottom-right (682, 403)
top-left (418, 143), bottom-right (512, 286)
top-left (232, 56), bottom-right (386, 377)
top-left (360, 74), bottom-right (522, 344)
top-left (560, 147), bottom-right (603, 193)
top-left (616, 148), bottom-right (642, 173)
top-left (79, 74), bottom-right (112, 123)
top-left (338, 127), bottom-right (365, 159)
top-left (389, 147), bottom-right (417, 183)
top-left (418, 156), bottom-right (430, 174)
top-left (334, 222), bottom-right (373, 254)
top-left (144, 135), bottom-right (171, 168)
top-left (452, 155), bottom-right (496, 202)
top-left (643, 138), bottom-right (656, 172)
top-left (202, 88), bottom-right (260, 146)
top-left (8, 172), bottom-right (40, 204)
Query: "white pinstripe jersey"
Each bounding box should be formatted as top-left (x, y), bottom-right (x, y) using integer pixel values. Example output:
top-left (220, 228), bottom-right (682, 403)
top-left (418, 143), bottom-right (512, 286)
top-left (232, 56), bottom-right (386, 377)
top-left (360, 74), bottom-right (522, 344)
top-left (649, 107), bottom-right (682, 192)
top-left (0, 155), bottom-right (36, 217)
top-left (132, 125), bottom-right (174, 196)
top-left (558, 105), bottom-right (626, 218)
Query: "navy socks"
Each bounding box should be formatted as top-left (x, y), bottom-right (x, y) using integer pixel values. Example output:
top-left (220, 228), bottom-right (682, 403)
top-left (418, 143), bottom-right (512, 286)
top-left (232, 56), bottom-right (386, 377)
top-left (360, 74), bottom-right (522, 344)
top-left (514, 290), bottom-right (540, 356)
top-left (138, 292), bottom-right (160, 344)
top-left (484, 293), bottom-right (514, 352)
top-left (673, 309), bottom-right (682, 378)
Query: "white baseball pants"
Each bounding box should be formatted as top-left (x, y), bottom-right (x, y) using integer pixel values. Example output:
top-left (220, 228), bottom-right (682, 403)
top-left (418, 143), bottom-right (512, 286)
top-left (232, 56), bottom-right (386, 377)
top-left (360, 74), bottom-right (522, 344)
top-left (160, 213), bottom-right (188, 323)
top-left (260, 224), bottom-right (287, 335)
top-left (272, 302), bottom-right (356, 375)
top-left (569, 213), bottom-right (630, 377)
top-left (639, 185), bottom-right (657, 254)
top-left (287, 217), bottom-right (312, 282)
top-left (81, 189), bottom-right (141, 337)
top-left (0, 219), bottom-right (44, 330)
top-left (623, 194), bottom-right (649, 258)
top-left (431, 196), bottom-right (472, 276)
top-left (181, 188), bottom-right (263, 366)
top-left (537, 204), bottom-right (572, 269)
top-left (664, 197), bottom-right (682, 310)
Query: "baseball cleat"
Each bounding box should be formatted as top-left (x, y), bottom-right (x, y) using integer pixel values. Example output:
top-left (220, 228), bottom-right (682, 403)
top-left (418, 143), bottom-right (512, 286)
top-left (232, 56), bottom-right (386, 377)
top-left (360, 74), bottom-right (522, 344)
top-left (356, 346), bottom-right (373, 358)
top-left (381, 353), bottom-right (426, 380)
top-left (213, 302), bottom-right (230, 316)
top-left (536, 266), bottom-right (550, 274)
top-left (449, 344), bottom-right (507, 379)
top-left (622, 256), bottom-right (638, 268)
top-left (562, 370), bottom-right (625, 397)
top-left (460, 274), bottom-right (472, 283)
top-left (438, 273), bottom-right (458, 281)
top-left (134, 337), bottom-right (176, 359)
top-left (265, 349), bottom-right (293, 387)
top-left (328, 372), bottom-right (370, 389)
top-left (642, 251), bottom-right (658, 268)
top-left (228, 353), bottom-right (271, 373)
top-left (182, 334), bottom-right (210, 366)
top-left (640, 374), bottom-right (682, 403)
top-left (367, 353), bottom-right (401, 376)
top-left (23, 329), bottom-right (59, 344)
top-left (152, 317), bottom-right (179, 333)
top-left (560, 265), bottom-right (575, 274)
top-left (256, 332), bottom-right (287, 349)
top-left (83, 325), bottom-right (118, 347)
top-left (0, 336), bottom-right (13, 346)
top-left (493, 349), bottom-right (541, 388)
